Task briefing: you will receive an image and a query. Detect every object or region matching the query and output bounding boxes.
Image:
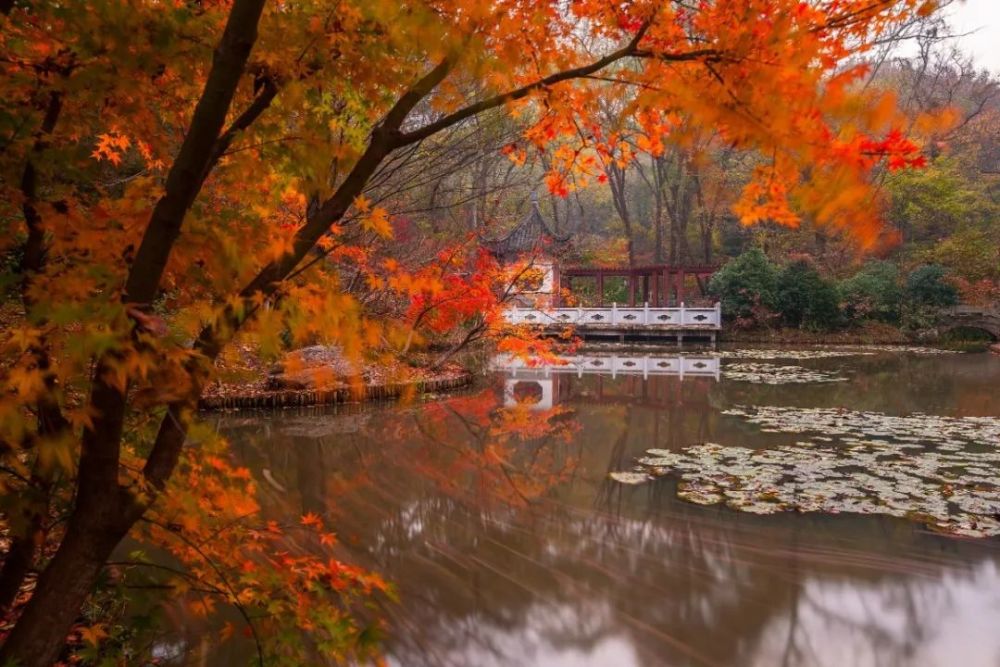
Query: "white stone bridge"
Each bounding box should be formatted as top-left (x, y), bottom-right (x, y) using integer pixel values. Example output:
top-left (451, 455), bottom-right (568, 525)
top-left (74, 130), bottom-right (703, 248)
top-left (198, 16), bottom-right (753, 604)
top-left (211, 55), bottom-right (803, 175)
top-left (504, 303), bottom-right (722, 343)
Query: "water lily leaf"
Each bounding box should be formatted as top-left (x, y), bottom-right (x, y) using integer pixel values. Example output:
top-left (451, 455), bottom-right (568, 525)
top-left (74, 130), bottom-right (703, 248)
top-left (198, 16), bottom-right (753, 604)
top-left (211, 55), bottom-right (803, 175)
top-left (616, 405), bottom-right (1000, 538)
top-left (609, 471), bottom-right (650, 485)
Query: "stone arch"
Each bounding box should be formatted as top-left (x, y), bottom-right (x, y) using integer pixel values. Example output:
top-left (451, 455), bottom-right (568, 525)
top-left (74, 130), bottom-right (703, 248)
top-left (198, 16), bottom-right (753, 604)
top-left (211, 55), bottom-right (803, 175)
top-left (939, 323), bottom-right (999, 341)
top-left (936, 307), bottom-right (1000, 341)
top-left (941, 311), bottom-right (1000, 341)
top-left (503, 378), bottom-right (554, 409)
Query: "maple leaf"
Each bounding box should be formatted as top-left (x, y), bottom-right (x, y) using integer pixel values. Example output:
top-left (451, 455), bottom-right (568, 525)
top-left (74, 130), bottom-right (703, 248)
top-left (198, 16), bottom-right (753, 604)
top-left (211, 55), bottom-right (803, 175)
top-left (361, 206), bottom-right (393, 239)
top-left (353, 194), bottom-right (371, 213)
top-left (78, 624), bottom-right (109, 647)
top-left (91, 132), bottom-right (130, 166)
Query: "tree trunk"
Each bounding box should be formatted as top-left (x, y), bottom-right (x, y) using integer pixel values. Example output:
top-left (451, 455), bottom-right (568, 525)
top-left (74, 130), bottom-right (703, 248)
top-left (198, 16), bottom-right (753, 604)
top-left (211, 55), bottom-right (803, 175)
top-left (702, 217), bottom-right (713, 264)
top-left (0, 0), bottom-right (268, 659)
top-left (668, 212), bottom-right (678, 265)
top-left (0, 534), bottom-right (35, 611)
top-left (622, 217), bottom-right (636, 269)
top-left (1, 87), bottom-right (67, 612)
top-left (689, 162), bottom-right (713, 265)
top-left (653, 183), bottom-right (664, 263)
top-left (0, 466), bottom-right (55, 612)
top-left (0, 510), bottom-right (129, 666)
top-left (606, 165), bottom-right (635, 268)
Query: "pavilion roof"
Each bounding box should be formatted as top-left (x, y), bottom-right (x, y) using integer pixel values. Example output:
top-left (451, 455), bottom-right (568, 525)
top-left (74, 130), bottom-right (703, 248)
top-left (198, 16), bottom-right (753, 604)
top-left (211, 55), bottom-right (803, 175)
top-left (483, 193), bottom-right (571, 263)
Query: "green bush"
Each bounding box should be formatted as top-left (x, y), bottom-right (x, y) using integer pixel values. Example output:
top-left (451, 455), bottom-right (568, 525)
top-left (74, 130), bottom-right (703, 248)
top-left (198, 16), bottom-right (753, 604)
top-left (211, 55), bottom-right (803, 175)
top-left (775, 260), bottom-right (841, 330)
top-left (838, 261), bottom-right (902, 323)
top-left (901, 264), bottom-right (959, 330)
top-left (905, 264), bottom-right (959, 308)
top-left (708, 248), bottom-right (778, 324)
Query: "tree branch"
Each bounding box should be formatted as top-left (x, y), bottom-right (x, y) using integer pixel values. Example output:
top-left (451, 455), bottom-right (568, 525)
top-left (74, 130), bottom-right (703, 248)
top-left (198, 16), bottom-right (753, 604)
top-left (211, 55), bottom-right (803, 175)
top-left (396, 26), bottom-right (659, 147)
top-left (79, 0), bottom-right (268, 511)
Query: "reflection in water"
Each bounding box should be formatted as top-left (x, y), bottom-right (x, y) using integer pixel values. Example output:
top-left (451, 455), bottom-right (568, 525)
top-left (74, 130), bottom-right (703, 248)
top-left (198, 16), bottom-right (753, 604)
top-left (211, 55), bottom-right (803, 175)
top-left (216, 350), bottom-right (1000, 666)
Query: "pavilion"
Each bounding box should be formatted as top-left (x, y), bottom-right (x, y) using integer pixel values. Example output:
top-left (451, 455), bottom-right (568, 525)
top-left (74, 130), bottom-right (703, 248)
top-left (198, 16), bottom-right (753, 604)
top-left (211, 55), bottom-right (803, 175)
top-left (484, 192), bottom-right (717, 307)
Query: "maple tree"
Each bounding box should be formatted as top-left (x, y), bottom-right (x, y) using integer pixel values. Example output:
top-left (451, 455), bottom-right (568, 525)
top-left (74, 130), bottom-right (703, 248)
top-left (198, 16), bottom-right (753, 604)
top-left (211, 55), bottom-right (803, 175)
top-left (0, 0), bottom-right (945, 662)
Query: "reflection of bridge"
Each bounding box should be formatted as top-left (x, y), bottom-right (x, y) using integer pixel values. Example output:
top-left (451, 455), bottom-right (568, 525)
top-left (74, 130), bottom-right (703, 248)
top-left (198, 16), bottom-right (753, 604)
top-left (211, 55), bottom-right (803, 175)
top-left (495, 353), bottom-right (720, 379)
top-left (504, 303), bottom-right (722, 343)
top-left (494, 353), bottom-right (720, 409)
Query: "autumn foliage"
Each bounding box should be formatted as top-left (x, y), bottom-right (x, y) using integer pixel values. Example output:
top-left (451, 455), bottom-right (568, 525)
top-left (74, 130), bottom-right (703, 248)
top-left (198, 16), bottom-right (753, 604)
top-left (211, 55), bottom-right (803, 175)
top-left (0, 0), bottom-right (945, 663)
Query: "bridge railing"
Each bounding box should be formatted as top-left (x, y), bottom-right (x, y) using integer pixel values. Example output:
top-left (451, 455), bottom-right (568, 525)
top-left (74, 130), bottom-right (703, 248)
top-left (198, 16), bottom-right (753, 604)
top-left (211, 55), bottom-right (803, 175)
top-left (493, 353), bottom-right (721, 380)
top-left (949, 305), bottom-right (1000, 316)
top-left (504, 302), bottom-right (721, 329)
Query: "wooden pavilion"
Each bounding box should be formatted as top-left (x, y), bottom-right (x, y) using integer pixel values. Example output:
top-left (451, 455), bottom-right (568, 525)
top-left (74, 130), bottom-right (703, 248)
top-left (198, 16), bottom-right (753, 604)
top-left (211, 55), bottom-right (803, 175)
top-left (482, 192), bottom-right (717, 309)
top-left (557, 264), bottom-right (717, 307)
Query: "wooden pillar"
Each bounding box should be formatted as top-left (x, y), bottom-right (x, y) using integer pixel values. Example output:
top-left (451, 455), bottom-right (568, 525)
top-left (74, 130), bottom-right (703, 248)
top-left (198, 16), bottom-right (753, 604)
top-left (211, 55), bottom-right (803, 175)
top-left (652, 270), bottom-right (660, 307)
top-left (678, 269), bottom-right (686, 304)
top-left (628, 272), bottom-right (636, 306)
top-left (642, 275), bottom-right (649, 304)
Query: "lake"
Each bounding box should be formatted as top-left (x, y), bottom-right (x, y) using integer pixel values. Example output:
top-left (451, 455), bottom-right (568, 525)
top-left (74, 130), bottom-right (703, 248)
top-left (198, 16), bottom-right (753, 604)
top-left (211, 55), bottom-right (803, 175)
top-left (203, 348), bottom-right (1000, 666)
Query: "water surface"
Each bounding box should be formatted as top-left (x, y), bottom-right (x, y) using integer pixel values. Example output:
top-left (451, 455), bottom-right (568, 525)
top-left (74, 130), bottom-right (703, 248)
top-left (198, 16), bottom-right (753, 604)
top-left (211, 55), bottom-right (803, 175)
top-left (215, 349), bottom-right (1000, 667)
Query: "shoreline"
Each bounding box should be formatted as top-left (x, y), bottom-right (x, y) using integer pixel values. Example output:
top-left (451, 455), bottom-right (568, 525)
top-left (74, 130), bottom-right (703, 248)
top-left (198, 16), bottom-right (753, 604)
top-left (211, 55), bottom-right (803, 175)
top-left (199, 371), bottom-right (474, 411)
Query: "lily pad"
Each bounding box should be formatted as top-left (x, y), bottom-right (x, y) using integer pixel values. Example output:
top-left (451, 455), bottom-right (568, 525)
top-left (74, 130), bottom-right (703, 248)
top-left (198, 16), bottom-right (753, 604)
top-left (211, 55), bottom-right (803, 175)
top-left (608, 471), bottom-right (650, 485)
top-left (723, 362), bottom-right (848, 384)
top-left (609, 406), bottom-right (1000, 538)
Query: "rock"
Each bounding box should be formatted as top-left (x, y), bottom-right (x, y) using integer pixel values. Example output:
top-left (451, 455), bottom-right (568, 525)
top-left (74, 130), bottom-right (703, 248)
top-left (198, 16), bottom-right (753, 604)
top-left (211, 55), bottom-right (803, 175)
top-left (269, 345), bottom-right (350, 374)
top-left (268, 366), bottom-right (347, 390)
top-left (267, 345), bottom-right (355, 390)
top-left (990, 343), bottom-right (1000, 356)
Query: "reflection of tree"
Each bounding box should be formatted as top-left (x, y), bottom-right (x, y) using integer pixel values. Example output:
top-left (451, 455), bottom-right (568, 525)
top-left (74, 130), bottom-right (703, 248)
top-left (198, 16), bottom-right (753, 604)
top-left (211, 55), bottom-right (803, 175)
top-left (218, 368), bottom-right (1000, 667)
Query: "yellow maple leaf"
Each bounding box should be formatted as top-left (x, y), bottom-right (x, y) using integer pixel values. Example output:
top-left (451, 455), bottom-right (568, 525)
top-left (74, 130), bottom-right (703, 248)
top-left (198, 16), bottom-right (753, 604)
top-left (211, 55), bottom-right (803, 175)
top-left (353, 194), bottom-right (371, 213)
top-left (361, 206), bottom-right (393, 239)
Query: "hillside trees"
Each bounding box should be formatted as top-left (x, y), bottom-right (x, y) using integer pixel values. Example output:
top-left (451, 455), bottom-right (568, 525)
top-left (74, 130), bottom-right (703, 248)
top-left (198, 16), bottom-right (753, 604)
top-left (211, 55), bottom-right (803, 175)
top-left (0, 0), bottom-right (948, 662)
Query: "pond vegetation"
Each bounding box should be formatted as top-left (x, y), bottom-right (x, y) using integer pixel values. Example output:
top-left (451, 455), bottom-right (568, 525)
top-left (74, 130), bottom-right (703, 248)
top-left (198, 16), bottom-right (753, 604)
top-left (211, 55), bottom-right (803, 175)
top-left (613, 404), bottom-right (1000, 538)
top-left (721, 362), bottom-right (849, 384)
